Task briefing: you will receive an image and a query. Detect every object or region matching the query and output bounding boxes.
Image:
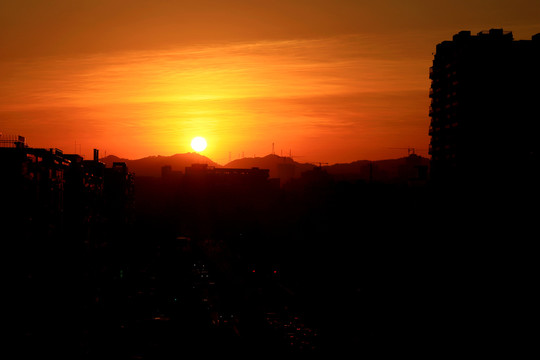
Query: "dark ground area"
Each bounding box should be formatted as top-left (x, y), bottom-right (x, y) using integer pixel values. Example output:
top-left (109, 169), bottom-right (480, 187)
top-left (8, 174), bottom-right (537, 358)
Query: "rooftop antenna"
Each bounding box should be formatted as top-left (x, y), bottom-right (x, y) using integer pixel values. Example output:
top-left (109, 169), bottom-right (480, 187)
top-left (272, 142), bottom-right (275, 155)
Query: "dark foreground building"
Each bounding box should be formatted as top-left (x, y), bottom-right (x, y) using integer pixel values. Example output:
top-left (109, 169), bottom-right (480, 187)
top-left (429, 29), bottom-right (540, 187)
top-left (0, 138), bottom-right (134, 237)
top-left (427, 30), bottom-right (539, 356)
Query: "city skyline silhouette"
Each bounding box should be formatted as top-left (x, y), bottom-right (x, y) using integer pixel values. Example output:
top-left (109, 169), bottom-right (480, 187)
top-left (2, 1), bottom-right (540, 357)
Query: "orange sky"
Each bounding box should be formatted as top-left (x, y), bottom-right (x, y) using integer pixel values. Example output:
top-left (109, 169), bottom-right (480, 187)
top-left (1, 1), bottom-right (539, 164)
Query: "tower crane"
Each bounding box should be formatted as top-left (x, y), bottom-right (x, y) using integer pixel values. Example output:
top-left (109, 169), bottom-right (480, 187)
top-left (389, 147), bottom-right (427, 156)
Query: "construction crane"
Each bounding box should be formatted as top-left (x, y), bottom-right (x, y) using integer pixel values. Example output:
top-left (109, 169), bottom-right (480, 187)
top-left (281, 149), bottom-right (305, 162)
top-left (389, 147), bottom-right (427, 156)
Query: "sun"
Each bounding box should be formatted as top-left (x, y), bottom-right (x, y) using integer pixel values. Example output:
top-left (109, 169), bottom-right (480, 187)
top-left (191, 136), bottom-right (207, 152)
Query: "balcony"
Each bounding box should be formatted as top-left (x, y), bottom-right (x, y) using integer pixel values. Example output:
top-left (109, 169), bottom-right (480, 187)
top-left (429, 67), bottom-right (434, 79)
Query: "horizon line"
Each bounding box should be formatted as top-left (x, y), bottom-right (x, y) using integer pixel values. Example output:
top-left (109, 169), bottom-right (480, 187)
top-left (98, 151), bottom-right (429, 167)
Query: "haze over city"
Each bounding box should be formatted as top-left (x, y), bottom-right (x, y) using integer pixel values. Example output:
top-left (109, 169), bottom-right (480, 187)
top-left (2, 1), bottom-right (539, 357)
top-left (2, 0), bottom-right (538, 163)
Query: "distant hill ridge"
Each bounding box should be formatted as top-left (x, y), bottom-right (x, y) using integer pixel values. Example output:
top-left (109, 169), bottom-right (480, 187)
top-left (100, 153), bottom-right (220, 177)
top-left (100, 152), bottom-right (429, 183)
top-left (224, 154), bottom-right (314, 179)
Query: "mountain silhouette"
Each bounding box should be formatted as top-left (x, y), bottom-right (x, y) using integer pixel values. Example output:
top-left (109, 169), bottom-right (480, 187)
top-left (225, 153), bottom-right (429, 183)
top-left (325, 155), bottom-right (430, 183)
top-left (224, 154), bottom-right (315, 179)
top-left (100, 152), bottom-right (429, 184)
top-left (100, 153), bottom-right (220, 177)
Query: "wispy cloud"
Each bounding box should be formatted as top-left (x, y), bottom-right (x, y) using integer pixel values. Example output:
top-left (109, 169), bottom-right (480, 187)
top-left (0, 34), bottom-right (431, 161)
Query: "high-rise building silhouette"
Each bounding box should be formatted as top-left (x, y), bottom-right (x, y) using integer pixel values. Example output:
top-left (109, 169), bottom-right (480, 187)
top-left (429, 29), bottom-right (540, 186)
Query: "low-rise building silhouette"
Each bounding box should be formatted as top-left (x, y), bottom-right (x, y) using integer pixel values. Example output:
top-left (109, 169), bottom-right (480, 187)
top-left (184, 163), bottom-right (276, 190)
top-left (1, 143), bottom-right (69, 233)
top-left (161, 165), bottom-right (183, 183)
top-left (1, 137), bottom-right (134, 235)
top-left (104, 161), bottom-right (135, 224)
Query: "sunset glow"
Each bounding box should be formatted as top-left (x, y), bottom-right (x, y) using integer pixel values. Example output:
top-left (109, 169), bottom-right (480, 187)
top-left (3, 2), bottom-right (539, 356)
top-left (1, 1), bottom-right (538, 164)
top-left (0, 35), bottom-right (434, 163)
